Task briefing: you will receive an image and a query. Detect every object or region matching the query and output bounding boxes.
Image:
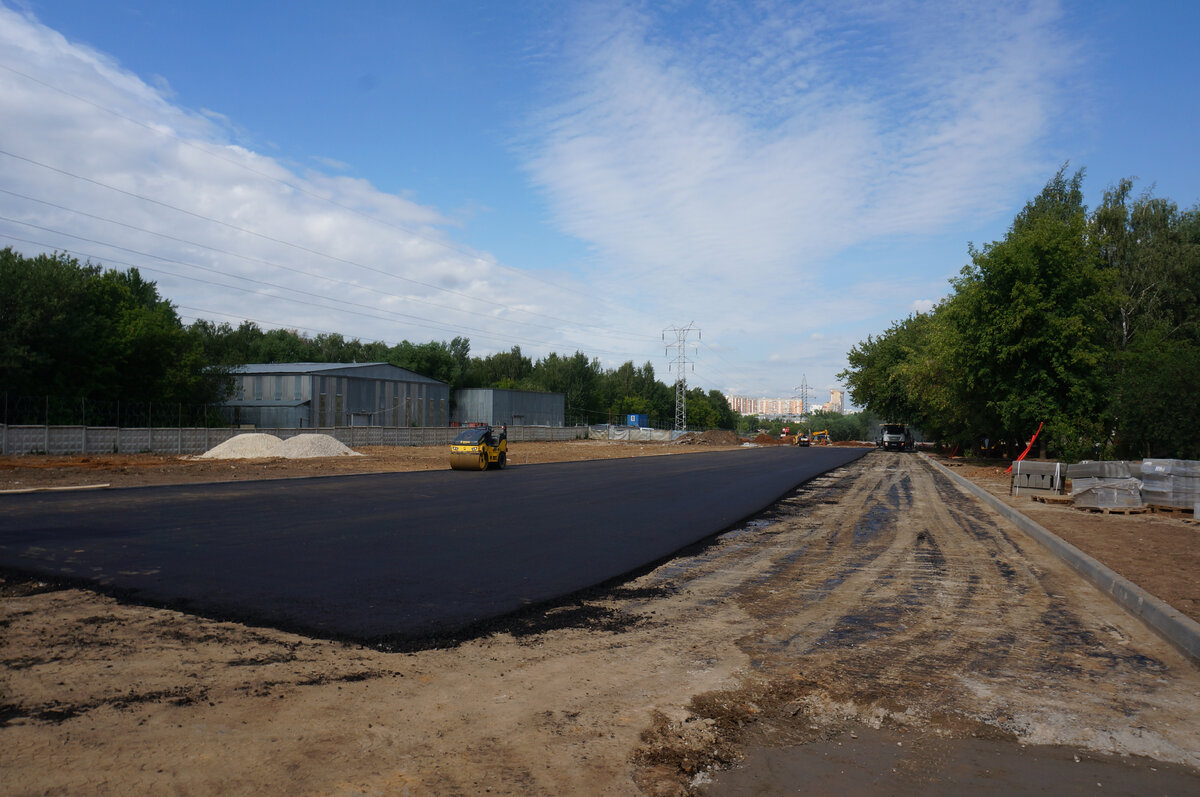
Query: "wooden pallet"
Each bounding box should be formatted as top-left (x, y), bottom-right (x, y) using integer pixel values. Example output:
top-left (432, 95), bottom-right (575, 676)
top-left (1073, 505), bottom-right (1149, 515)
top-left (1031, 494), bottom-right (1072, 505)
top-left (1146, 504), bottom-right (1196, 517)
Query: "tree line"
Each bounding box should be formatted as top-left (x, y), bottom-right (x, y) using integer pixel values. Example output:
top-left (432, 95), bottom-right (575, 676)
top-left (839, 168), bottom-right (1200, 460)
top-left (0, 247), bottom-right (736, 429)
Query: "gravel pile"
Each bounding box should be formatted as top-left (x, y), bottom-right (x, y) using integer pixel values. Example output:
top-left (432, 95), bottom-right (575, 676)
top-left (199, 433), bottom-right (361, 459)
top-left (198, 433), bottom-right (285, 459)
top-left (277, 434), bottom-right (361, 458)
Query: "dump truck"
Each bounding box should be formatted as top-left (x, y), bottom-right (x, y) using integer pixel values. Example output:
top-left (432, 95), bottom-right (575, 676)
top-left (449, 425), bottom-right (508, 470)
top-left (879, 423), bottom-right (913, 452)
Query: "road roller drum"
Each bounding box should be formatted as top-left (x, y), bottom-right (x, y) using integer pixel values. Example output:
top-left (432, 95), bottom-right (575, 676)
top-left (449, 425), bottom-right (508, 471)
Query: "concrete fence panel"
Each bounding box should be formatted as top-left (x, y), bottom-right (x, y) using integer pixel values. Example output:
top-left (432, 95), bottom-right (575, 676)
top-left (2, 424), bottom-right (591, 456)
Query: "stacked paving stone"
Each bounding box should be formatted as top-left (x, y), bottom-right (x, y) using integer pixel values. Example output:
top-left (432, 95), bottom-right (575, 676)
top-left (1068, 461), bottom-right (1143, 509)
top-left (1140, 459), bottom-right (1200, 510)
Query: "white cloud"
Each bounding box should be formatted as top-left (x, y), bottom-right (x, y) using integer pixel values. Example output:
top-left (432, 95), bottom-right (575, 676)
top-left (0, 4), bottom-right (652, 366)
top-left (518, 0), bottom-right (1075, 394)
top-left (0, 1), bottom-right (1081, 401)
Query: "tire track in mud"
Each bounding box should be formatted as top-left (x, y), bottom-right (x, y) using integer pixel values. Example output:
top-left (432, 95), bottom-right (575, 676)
top-left (630, 452), bottom-right (1200, 794)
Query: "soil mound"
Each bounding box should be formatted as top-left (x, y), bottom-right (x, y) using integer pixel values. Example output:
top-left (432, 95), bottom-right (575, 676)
top-left (753, 433), bottom-right (789, 445)
top-left (675, 430), bottom-right (744, 446)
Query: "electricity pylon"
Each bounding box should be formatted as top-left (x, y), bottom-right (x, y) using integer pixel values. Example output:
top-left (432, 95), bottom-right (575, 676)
top-left (663, 323), bottom-right (700, 432)
top-left (794, 374), bottom-right (811, 416)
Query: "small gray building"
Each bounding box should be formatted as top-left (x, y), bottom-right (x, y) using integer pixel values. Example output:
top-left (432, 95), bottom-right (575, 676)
top-left (223, 363), bottom-right (449, 428)
top-left (452, 388), bottom-right (564, 427)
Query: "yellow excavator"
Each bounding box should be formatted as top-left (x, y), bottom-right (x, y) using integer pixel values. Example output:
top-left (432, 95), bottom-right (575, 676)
top-left (449, 425), bottom-right (508, 470)
top-left (810, 429), bottom-right (831, 446)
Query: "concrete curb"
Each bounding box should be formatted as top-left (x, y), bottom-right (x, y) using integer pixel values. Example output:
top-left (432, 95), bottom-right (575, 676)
top-left (921, 454), bottom-right (1200, 664)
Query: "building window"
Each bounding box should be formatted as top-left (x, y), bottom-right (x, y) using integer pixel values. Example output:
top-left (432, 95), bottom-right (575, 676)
top-left (274, 375), bottom-right (283, 401)
top-left (294, 375), bottom-right (302, 401)
top-left (254, 375), bottom-right (263, 401)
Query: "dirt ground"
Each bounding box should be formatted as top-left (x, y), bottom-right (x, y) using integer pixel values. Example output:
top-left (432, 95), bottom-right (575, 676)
top-left (0, 438), bottom-right (748, 490)
top-left (933, 456), bottom-right (1200, 625)
top-left (2, 445), bottom-right (1199, 795)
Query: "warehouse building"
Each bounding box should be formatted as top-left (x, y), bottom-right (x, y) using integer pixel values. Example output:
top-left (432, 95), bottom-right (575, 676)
top-left (452, 388), bottom-right (564, 427)
top-left (222, 363), bottom-right (449, 428)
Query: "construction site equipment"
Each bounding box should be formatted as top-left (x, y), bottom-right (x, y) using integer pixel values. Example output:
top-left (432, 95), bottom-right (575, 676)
top-left (879, 423), bottom-right (913, 451)
top-left (810, 430), bottom-right (831, 446)
top-left (449, 426), bottom-right (508, 471)
top-left (794, 432), bottom-right (810, 446)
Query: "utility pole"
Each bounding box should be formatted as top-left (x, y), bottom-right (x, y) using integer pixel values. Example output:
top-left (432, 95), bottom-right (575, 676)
top-left (663, 323), bottom-right (700, 432)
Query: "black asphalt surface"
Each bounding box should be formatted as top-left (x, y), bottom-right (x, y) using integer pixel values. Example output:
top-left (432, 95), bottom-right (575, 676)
top-left (0, 445), bottom-right (867, 641)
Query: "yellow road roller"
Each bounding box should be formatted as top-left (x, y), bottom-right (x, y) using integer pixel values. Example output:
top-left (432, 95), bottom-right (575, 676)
top-left (449, 425), bottom-right (508, 470)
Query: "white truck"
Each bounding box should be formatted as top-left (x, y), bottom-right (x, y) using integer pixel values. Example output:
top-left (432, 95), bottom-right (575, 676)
top-left (879, 423), bottom-right (913, 452)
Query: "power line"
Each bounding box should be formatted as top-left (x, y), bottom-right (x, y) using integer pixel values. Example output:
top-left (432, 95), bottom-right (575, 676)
top-left (0, 228), bottom-right (658, 359)
top-left (0, 60), bottom-right (609, 305)
top-left (0, 149), bottom-right (650, 341)
top-left (0, 197), bottom-right (598, 340)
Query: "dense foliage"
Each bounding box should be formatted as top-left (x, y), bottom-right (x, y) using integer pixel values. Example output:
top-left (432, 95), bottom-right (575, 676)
top-left (1, 247), bottom-right (736, 429)
top-left (1, 249), bottom-right (229, 408)
top-left (840, 169), bottom-right (1200, 459)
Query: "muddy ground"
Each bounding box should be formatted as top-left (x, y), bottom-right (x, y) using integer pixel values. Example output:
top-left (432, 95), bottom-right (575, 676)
top-left (2, 445), bottom-right (1199, 795)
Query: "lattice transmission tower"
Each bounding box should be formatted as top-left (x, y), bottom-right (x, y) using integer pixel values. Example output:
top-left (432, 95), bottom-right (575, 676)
top-left (794, 374), bottom-right (812, 416)
top-left (663, 323), bottom-right (700, 432)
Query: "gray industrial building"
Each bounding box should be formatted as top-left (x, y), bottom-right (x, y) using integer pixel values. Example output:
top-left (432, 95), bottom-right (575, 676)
top-left (452, 388), bottom-right (564, 427)
top-left (222, 363), bottom-right (449, 428)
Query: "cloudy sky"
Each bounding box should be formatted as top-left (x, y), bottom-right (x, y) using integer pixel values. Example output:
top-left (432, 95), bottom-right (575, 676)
top-left (1, 1), bottom-right (1196, 405)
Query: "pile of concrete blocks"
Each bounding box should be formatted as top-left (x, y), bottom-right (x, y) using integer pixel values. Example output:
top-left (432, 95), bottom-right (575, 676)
top-left (1068, 461), bottom-right (1143, 509)
top-left (1010, 460), bottom-right (1064, 496)
top-left (1140, 459), bottom-right (1200, 510)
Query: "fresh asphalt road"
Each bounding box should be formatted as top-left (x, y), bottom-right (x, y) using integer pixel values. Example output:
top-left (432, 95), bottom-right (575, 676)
top-left (0, 446), bottom-right (868, 641)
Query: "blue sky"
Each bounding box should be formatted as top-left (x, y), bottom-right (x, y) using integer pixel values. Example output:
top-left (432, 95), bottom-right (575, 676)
top-left (1, 1), bottom-right (1197, 407)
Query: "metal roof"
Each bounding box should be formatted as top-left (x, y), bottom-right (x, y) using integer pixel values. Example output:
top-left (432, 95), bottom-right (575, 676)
top-left (229, 362), bottom-right (445, 384)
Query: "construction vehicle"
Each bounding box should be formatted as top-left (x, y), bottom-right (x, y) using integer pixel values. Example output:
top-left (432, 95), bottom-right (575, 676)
top-left (879, 423), bottom-right (913, 452)
top-left (810, 429), bottom-right (831, 446)
top-left (449, 425), bottom-right (508, 470)
top-left (794, 431), bottom-right (810, 446)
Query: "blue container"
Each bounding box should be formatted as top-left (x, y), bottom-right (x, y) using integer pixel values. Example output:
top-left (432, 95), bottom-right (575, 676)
top-left (627, 414), bottom-right (649, 428)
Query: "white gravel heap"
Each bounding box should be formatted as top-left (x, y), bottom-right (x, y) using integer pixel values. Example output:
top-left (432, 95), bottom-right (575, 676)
top-left (199, 433), bottom-right (361, 459)
top-left (277, 434), bottom-right (361, 458)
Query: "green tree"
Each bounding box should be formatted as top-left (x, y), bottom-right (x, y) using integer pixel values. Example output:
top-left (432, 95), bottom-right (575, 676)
top-left (0, 248), bottom-right (228, 405)
top-left (944, 168), bottom-right (1117, 459)
top-left (1094, 182), bottom-right (1200, 456)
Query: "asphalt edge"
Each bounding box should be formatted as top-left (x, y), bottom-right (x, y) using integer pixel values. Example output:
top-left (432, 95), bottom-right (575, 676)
top-left (921, 453), bottom-right (1200, 665)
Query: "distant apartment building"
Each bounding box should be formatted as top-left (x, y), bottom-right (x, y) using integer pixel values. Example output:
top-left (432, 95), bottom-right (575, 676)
top-left (821, 389), bottom-right (845, 414)
top-left (724, 389), bottom-right (844, 417)
top-left (723, 395), bottom-right (805, 417)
